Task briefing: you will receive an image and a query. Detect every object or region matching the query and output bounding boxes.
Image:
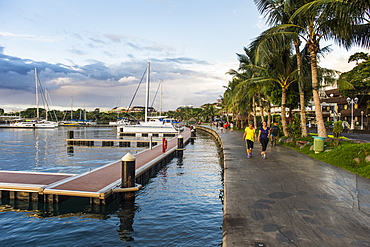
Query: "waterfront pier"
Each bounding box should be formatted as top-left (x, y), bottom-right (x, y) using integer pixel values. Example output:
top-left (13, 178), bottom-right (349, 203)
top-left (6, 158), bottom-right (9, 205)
top-left (0, 128), bottom-right (191, 205)
top-left (66, 137), bottom-right (161, 148)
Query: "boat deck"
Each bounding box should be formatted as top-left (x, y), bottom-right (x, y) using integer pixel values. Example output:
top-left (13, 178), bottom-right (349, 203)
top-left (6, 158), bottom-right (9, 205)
top-left (0, 129), bottom-right (191, 204)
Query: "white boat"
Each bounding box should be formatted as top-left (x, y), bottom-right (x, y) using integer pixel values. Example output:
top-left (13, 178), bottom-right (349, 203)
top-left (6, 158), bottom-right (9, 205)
top-left (11, 119), bottom-right (58, 128)
top-left (109, 117), bottom-right (130, 126)
top-left (117, 62), bottom-right (183, 136)
top-left (10, 68), bottom-right (58, 128)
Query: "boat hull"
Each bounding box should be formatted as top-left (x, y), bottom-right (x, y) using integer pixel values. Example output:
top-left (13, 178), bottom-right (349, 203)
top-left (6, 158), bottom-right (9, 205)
top-left (117, 125), bottom-right (179, 134)
top-left (10, 121), bottom-right (58, 128)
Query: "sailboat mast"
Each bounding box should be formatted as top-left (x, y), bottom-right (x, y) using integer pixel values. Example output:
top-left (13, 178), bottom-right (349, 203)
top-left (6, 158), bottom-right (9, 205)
top-left (160, 80), bottom-right (163, 115)
top-left (35, 68), bottom-right (39, 120)
top-left (71, 96), bottom-right (73, 120)
top-left (145, 62), bottom-right (150, 123)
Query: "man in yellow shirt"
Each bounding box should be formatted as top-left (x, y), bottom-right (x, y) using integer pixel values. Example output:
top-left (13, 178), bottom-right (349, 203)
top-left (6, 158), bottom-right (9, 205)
top-left (242, 123), bottom-right (256, 158)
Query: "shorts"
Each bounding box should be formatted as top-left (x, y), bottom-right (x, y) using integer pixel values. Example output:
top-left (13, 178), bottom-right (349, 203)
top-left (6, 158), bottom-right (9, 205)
top-left (246, 140), bottom-right (254, 150)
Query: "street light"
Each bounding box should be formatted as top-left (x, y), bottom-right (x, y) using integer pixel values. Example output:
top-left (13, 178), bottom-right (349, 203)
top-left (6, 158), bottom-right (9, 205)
top-left (346, 97), bottom-right (358, 130)
top-left (361, 111), bottom-right (364, 130)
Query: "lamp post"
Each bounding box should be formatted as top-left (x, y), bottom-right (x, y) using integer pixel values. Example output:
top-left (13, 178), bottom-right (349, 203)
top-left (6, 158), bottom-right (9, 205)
top-left (338, 113), bottom-right (341, 121)
top-left (346, 97), bottom-right (358, 130)
top-left (361, 111), bottom-right (364, 130)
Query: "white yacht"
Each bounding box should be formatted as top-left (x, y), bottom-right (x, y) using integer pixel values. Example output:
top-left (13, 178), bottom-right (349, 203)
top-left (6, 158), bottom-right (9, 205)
top-left (117, 62), bottom-right (183, 137)
top-left (10, 68), bottom-right (58, 128)
top-left (11, 119), bottom-right (58, 128)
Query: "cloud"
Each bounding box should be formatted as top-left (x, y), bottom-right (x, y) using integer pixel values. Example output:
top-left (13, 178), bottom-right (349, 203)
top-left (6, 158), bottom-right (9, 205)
top-left (0, 47), bottom-right (229, 112)
top-left (118, 76), bottom-right (136, 83)
top-left (105, 34), bottom-right (125, 43)
top-left (0, 31), bottom-right (55, 42)
top-left (68, 47), bottom-right (86, 56)
top-left (89, 37), bottom-right (107, 44)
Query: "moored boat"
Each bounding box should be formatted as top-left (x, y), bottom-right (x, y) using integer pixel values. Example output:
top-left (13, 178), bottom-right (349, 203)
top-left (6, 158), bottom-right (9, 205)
top-left (10, 68), bottom-right (58, 128)
top-left (117, 62), bottom-right (183, 137)
top-left (10, 119), bottom-right (58, 128)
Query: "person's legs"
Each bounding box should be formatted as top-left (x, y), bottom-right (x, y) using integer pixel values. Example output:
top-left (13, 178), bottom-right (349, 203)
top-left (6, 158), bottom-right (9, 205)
top-left (261, 138), bottom-right (269, 158)
top-left (247, 140), bottom-right (254, 157)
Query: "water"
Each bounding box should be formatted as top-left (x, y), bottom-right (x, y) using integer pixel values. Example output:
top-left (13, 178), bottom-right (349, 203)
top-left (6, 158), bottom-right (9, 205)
top-left (0, 127), bottom-right (223, 246)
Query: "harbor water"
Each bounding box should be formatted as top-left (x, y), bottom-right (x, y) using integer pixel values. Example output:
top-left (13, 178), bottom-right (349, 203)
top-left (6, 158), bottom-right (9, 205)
top-left (0, 127), bottom-right (223, 246)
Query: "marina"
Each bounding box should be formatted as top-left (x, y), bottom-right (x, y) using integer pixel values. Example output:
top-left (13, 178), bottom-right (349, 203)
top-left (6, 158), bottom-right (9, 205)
top-left (0, 127), bottom-right (223, 246)
top-left (0, 128), bottom-right (191, 205)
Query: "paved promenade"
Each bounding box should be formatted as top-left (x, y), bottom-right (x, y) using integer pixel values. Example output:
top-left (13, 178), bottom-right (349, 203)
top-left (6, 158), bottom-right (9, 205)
top-left (216, 128), bottom-right (370, 247)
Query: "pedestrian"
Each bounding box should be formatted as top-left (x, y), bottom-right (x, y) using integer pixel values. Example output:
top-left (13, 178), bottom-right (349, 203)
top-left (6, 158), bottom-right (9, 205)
top-left (242, 123), bottom-right (256, 158)
top-left (270, 122), bottom-right (279, 146)
top-left (224, 122), bottom-right (229, 130)
top-left (258, 121), bottom-right (270, 159)
top-left (220, 121), bottom-right (224, 132)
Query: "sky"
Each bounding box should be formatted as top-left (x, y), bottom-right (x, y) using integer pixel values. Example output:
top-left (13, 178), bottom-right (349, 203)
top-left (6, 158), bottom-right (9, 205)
top-left (0, 0), bottom-right (367, 113)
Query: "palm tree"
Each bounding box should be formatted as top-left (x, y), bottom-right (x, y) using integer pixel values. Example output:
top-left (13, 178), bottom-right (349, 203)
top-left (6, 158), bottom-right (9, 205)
top-left (287, 0), bottom-right (369, 137)
top-left (253, 53), bottom-right (297, 136)
top-left (226, 69), bottom-right (256, 126)
top-left (254, 0), bottom-right (311, 137)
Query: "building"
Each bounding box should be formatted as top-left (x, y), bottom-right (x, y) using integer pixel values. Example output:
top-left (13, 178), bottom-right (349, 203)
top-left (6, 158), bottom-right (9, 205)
top-left (109, 106), bottom-right (156, 114)
top-left (320, 89), bottom-right (369, 129)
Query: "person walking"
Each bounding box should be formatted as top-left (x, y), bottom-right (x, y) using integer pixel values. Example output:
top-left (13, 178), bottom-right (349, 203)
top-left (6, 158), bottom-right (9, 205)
top-left (258, 121), bottom-right (270, 159)
top-left (270, 122), bottom-right (279, 146)
top-left (242, 123), bottom-right (256, 158)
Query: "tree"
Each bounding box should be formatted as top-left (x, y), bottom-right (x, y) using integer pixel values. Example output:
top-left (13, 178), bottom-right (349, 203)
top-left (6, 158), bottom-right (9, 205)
top-left (288, 0), bottom-right (370, 137)
top-left (247, 37), bottom-right (298, 136)
top-left (254, 0), bottom-right (314, 137)
top-left (338, 53), bottom-right (370, 95)
top-left (348, 52), bottom-right (370, 65)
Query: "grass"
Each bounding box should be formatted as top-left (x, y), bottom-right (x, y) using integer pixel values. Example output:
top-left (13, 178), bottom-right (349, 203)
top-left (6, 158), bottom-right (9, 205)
top-left (280, 135), bottom-right (370, 179)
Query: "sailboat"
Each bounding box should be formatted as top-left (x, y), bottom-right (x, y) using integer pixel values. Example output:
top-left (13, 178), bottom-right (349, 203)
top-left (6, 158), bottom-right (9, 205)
top-left (59, 100), bottom-right (97, 126)
top-left (117, 62), bottom-right (183, 136)
top-left (10, 68), bottom-right (58, 128)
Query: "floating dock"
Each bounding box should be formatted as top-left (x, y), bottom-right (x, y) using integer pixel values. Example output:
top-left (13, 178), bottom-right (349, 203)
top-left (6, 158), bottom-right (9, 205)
top-left (66, 138), bottom-right (161, 148)
top-left (0, 129), bottom-right (192, 205)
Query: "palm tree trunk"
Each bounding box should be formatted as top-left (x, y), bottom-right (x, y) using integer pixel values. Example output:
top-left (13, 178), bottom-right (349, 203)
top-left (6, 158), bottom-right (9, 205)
top-left (267, 98), bottom-right (271, 126)
top-left (294, 40), bottom-right (308, 137)
top-left (281, 87), bottom-right (289, 136)
top-left (309, 47), bottom-right (327, 138)
top-left (258, 92), bottom-right (265, 122)
top-left (252, 95), bottom-right (257, 127)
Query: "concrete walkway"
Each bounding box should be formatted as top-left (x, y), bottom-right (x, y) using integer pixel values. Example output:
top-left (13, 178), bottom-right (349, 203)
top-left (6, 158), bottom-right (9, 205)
top-left (217, 128), bottom-right (370, 247)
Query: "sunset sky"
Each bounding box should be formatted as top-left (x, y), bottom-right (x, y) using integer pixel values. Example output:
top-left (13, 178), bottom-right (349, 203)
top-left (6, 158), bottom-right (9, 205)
top-left (0, 0), bottom-right (365, 112)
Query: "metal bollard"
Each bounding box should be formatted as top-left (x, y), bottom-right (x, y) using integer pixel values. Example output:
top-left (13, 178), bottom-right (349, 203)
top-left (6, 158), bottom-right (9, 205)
top-left (67, 130), bottom-right (74, 145)
top-left (68, 130), bottom-right (74, 139)
top-left (177, 135), bottom-right (184, 158)
top-left (121, 153), bottom-right (136, 189)
top-left (177, 135), bottom-right (184, 149)
top-left (190, 129), bottom-right (195, 144)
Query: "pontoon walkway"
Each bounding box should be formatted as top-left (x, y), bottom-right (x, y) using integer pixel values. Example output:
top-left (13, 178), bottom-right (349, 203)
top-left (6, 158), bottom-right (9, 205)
top-left (0, 129), bottom-right (192, 205)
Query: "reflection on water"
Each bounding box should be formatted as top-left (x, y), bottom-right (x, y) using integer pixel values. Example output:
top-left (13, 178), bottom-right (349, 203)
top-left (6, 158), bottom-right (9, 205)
top-left (0, 127), bottom-right (144, 173)
top-left (0, 128), bottom-right (223, 246)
